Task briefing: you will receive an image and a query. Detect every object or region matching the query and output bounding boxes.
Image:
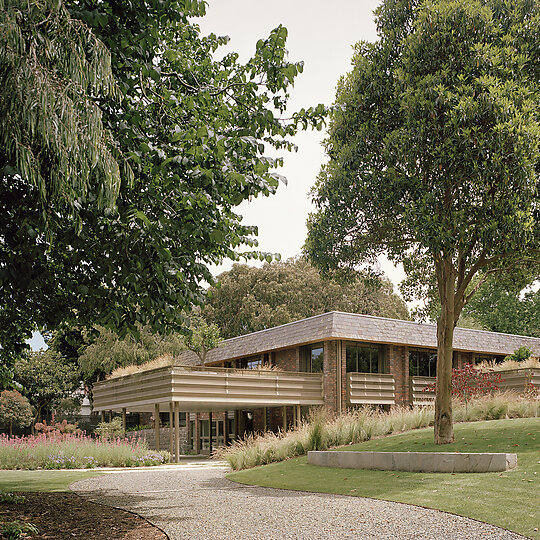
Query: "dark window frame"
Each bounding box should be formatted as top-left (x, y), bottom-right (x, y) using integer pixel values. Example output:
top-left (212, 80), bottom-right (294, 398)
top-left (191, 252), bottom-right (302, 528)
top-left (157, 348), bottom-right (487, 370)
top-left (345, 343), bottom-right (381, 373)
top-left (409, 348), bottom-right (437, 377)
top-left (300, 343), bottom-right (324, 373)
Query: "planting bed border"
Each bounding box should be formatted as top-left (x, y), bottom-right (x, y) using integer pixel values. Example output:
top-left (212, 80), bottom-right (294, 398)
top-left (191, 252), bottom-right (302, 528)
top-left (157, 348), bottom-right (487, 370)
top-left (307, 451), bottom-right (517, 473)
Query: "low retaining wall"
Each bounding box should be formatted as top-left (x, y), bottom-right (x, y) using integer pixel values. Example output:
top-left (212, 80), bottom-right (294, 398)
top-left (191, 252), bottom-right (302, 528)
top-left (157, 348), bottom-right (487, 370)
top-left (307, 451), bottom-right (517, 473)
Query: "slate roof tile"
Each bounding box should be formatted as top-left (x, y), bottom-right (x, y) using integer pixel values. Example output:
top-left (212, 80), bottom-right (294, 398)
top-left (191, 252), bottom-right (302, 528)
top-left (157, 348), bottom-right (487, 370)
top-left (177, 312), bottom-right (540, 365)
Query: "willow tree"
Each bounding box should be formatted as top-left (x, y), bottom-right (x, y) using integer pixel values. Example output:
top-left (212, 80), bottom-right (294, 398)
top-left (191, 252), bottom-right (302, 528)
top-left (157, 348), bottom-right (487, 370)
top-left (0, 0), bottom-right (124, 219)
top-left (306, 0), bottom-right (540, 444)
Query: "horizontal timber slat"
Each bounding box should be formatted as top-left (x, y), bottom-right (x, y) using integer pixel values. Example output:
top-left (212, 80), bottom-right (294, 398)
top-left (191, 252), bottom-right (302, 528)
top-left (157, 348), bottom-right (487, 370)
top-left (347, 372), bottom-right (396, 405)
top-left (411, 376), bottom-right (435, 406)
top-left (93, 366), bottom-right (324, 411)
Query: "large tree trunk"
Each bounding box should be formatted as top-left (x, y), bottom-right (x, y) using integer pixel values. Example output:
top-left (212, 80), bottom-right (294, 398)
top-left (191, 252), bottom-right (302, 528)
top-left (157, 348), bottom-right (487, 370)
top-left (435, 259), bottom-right (456, 445)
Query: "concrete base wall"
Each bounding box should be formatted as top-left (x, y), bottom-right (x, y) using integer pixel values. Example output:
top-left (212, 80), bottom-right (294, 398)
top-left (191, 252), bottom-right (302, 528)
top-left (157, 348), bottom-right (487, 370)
top-left (308, 451), bottom-right (517, 473)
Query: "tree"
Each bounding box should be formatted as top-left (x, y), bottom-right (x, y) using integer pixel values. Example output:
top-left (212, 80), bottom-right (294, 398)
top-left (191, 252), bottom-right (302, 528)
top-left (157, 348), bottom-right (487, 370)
top-left (0, 0), bottom-right (123, 219)
top-left (14, 351), bottom-right (81, 425)
top-left (184, 314), bottom-right (222, 365)
top-left (0, 390), bottom-right (33, 437)
top-left (77, 325), bottom-right (185, 385)
top-left (306, 0), bottom-right (540, 444)
top-left (504, 346), bottom-right (532, 363)
top-left (0, 0), bottom-right (324, 378)
top-left (203, 258), bottom-right (409, 339)
top-left (462, 279), bottom-right (540, 337)
top-left (0, 0), bottom-right (123, 383)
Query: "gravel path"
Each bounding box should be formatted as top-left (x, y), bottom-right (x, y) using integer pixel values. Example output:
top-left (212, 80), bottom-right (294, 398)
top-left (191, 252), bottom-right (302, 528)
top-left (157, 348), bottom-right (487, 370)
top-left (72, 460), bottom-right (524, 540)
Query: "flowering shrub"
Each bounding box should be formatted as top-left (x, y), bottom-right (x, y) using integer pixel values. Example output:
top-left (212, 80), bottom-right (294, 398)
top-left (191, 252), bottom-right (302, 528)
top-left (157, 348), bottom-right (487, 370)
top-left (424, 364), bottom-right (502, 406)
top-left (34, 416), bottom-right (81, 436)
top-left (523, 373), bottom-right (539, 399)
top-left (0, 431), bottom-right (169, 470)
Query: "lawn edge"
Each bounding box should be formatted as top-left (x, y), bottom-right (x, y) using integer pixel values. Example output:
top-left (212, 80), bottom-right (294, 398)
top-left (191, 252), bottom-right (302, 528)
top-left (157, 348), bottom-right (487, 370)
top-left (224, 474), bottom-right (531, 539)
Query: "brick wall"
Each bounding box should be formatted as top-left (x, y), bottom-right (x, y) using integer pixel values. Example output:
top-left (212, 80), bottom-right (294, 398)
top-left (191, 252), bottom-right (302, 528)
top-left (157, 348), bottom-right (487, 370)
top-left (388, 345), bottom-right (410, 406)
top-left (323, 340), bottom-right (339, 414)
top-left (253, 408), bottom-right (266, 432)
top-left (455, 351), bottom-right (474, 369)
top-left (340, 341), bottom-right (347, 412)
top-left (273, 347), bottom-right (299, 371)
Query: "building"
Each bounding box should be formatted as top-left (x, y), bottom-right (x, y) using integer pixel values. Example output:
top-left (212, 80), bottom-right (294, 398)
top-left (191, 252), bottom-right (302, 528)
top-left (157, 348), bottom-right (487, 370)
top-left (92, 312), bottom-right (540, 457)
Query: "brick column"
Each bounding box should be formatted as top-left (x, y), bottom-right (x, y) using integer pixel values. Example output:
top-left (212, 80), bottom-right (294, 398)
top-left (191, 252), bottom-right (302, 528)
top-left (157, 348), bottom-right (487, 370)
top-left (454, 351), bottom-right (474, 369)
top-left (340, 341), bottom-right (347, 412)
top-left (323, 340), bottom-right (339, 414)
top-left (253, 408), bottom-right (265, 432)
top-left (388, 345), bottom-right (410, 406)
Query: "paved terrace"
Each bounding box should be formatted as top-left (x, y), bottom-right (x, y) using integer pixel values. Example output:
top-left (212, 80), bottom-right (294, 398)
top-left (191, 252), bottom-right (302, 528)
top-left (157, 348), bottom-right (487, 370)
top-left (176, 311), bottom-right (540, 364)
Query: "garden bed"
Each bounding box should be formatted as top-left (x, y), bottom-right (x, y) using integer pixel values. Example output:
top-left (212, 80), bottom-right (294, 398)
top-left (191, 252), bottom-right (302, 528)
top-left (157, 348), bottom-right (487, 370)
top-left (0, 432), bottom-right (169, 470)
top-left (0, 492), bottom-right (166, 539)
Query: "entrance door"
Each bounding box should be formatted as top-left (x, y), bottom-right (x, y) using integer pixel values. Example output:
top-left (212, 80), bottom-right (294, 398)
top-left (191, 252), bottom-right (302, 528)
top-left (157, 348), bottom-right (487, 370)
top-left (198, 419), bottom-right (225, 452)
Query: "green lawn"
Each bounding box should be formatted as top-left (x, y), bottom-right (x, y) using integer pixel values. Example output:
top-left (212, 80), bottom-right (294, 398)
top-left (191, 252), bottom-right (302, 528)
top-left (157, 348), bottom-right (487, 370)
top-left (228, 417), bottom-right (540, 539)
top-left (0, 470), bottom-right (102, 492)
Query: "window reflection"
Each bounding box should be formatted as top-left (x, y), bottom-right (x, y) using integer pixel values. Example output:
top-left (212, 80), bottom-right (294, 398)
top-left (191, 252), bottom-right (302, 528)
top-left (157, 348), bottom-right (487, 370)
top-left (346, 344), bottom-right (380, 373)
top-left (300, 344), bottom-right (324, 373)
top-left (236, 356), bottom-right (262, 369)
top-left (311, 347), bottom-right (324, 372)
top-left (409, 348), bottom-right (437, 377)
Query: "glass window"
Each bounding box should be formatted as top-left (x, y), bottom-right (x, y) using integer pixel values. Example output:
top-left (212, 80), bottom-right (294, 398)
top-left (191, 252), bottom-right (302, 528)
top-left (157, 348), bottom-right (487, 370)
top-left (300, 344), bottom-right (324, 372)
top-left (346, 344), bottom-right (380, 373)
top-left (474, 354), bottom-right (504, 365)
top-left (237, 356), bottom-right (262, 369)
top-left (409, 349), bottom-right (437, 377)
top-left (247, 358), bottom-right (262, 369)
top-left (311, 347), bottom-right (324, 373)
top-left (200, 419), bottom-right (209, 437)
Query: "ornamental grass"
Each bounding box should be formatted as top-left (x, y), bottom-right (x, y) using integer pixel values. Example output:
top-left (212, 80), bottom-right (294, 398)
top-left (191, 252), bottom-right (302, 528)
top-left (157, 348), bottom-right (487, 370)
top-left (0, 431), bottom-right (169, 470)
top-left (217, 392), bottom-right (539, 471)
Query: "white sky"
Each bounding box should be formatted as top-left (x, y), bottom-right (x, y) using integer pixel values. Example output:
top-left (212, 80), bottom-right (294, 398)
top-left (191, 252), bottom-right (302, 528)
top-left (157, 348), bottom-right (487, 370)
top-left (28, 1), bottom-right (407, 352)
top-left (199, 0), bottom-right (406, 286)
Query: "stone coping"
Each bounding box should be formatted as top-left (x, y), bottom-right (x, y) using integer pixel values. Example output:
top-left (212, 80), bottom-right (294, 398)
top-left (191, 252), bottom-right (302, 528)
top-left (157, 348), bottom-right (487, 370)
top-left (307, 450), bottom-right (517, 473)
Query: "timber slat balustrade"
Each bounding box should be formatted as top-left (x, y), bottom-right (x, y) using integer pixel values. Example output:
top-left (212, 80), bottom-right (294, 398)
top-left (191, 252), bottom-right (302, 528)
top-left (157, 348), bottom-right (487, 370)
top-left (497, 369), bottom-right (540, 393)
top-left (347, 373), bottom-right (396, 405)
top-left (411, 376), bottom-right (436, 406)
top-left (409, 369), bottom-right (540, 406)
top-left (92, 366), bottom-right (324, 412)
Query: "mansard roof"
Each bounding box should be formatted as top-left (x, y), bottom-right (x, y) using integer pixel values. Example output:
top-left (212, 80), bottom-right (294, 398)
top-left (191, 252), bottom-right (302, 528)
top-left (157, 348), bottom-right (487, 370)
top-left (176, 312), bottom-right (540, 365)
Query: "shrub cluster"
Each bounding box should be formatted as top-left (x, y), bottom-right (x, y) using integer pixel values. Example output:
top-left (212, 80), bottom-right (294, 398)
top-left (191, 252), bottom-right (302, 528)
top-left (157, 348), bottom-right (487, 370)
top-left (217, 392), bottom-right (539, 471)
top-left (35, 417), bottom-right (80, 435)
top-left (1, 520), bottom-right (39, 539)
